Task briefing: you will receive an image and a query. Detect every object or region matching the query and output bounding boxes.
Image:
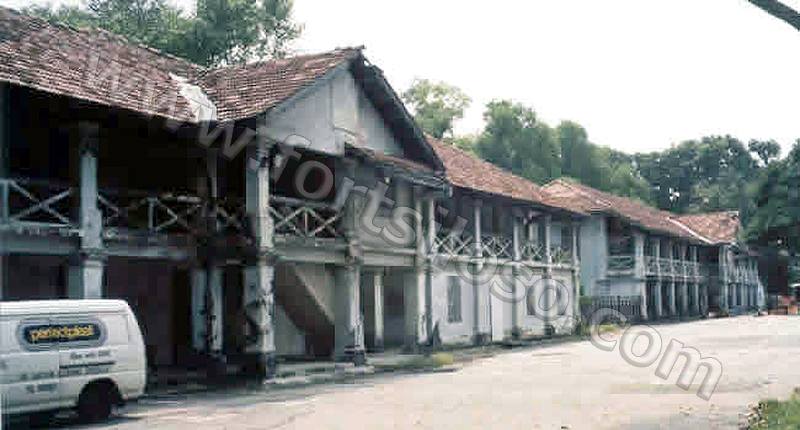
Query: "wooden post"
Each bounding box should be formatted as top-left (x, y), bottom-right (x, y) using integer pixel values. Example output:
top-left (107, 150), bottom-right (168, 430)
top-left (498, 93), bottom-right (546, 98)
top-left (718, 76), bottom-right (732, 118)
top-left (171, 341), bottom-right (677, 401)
top-left (242, 138), bottom-right (277, 379)
top-left (0, 83), bottom-right (6, 300)
top-left (68, 122), bottom-right (105, 299)
top-left (511, 209), bottom-right (522, 337)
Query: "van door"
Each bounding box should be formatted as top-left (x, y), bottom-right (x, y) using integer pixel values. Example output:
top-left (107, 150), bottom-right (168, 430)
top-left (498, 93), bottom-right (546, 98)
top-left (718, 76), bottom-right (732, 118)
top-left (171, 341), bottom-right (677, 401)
top-left (54, 314), bottom-right (114, 402)
top-left (1, 317), bottom-right (62, 412)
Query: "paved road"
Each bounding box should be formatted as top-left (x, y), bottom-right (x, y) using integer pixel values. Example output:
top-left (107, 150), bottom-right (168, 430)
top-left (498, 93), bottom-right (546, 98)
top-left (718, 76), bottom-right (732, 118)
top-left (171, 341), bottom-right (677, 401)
top-left (26, 316), bottom-right (800, 429)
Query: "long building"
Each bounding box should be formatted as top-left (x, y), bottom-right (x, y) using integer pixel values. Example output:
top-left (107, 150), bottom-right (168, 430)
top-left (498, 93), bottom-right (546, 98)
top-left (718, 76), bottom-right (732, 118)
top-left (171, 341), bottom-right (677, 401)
top-left (543, 180), bottom-right (764, 320)
top-left (0, 6), bottom-right (766, 380)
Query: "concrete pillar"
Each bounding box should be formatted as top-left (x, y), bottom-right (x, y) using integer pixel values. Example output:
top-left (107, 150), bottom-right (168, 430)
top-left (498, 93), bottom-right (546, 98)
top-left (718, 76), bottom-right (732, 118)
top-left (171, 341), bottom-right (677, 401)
top-left (242, 139), bottom-right (277, 378)
top-left (668, 280), bottom-right (677, 316)
top-left (634, 231), bottom-right (647, 320)
top-left (404, 268), bottom-right (426, 350)
top-left (372, 271), bottom-right (385, 351)
top-left (334, 264), bottom-right (365, 363)
top-left (719, 246), bottom-right (729, 312)
top-left (542, 215), bottom-right (553, 333)
top-left (425, 197), bottom-right (435, 342)
top-left (571, 220), bottom-right (581, 327)
top-left (68, 122), bottom-right (105, 299)
top-left (191, 265), bottom-right (224, 354)
top-left (511, 210), bottom-right (522, 337)
top-left (405, 189), bottom-right (427, 350)
top-left (472, 199), bottom-right (488, 343)
top-left (653, 238), bottom-right (662, 319)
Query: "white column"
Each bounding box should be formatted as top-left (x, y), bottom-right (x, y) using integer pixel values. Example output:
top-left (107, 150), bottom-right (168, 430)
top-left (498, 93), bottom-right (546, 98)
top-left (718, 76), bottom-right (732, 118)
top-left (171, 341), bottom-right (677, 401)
top-left (511, 210), bottom-right (522, 337)
top-left (425, 197), bottom-right (436, 342)
top-left (542, 215), bottom-right (553, 333)
top-left (719, 246), bottom-right (729, 312)
top-left (405, 186), bottom-right (427, 350)
top-left (653, 238), bottom-right (662, 319)
top-left (191, 265), bottom-right (224, 354)
top-left (472, 199), bottom-right (489, 343)
top-left (669, 279), bottom-right (677, 316)
top-left (68, 122), bottom-right (104, 299)
top-left (569, 220), bottom-right (581, 330)
top-left (373, 271), bottom-right (384, 351)
top-left (242, 139), bottom-right (277, 378)
top-left (334, 264), bottom-right (364, 363)
top-left (634, 231), bottom-right (647, 320)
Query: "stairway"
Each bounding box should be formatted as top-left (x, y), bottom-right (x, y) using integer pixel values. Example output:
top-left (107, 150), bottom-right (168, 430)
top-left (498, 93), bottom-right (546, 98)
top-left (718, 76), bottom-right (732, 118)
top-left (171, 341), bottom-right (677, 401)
top-left (275, 263), bottom-right (336, 357)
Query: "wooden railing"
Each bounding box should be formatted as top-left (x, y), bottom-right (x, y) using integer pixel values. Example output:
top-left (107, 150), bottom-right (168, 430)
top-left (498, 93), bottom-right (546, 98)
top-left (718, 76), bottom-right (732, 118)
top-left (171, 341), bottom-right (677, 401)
top-left (0, 178), bottom-right (77, 233)
top-left (520, 241), bottom-right (545, 262)
top-left (645, 256), bottom-right (659, 275)
top-left (481, 235), bottom-right (513, 260)
top-left (550, 246), bottom-right (573, 266)
top-left (434, 229), bottom-right (474, 257)
top-left (270, 196), bottom-right (342, 240)
top-left (99, 191), bottom-right (205, 235)
top-left (607, 255), bottom-right (636, 272)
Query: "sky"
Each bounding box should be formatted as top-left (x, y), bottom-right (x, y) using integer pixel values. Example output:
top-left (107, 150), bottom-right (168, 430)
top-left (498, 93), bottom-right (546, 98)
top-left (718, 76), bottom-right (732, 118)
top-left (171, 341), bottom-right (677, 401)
top-left (3, 0), bottom-right (800, 155)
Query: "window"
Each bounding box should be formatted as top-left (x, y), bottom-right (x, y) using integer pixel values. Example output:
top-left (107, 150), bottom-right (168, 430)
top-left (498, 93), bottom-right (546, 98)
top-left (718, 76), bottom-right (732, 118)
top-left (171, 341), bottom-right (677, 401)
top-left (447, 277), bottom-right (462, 323)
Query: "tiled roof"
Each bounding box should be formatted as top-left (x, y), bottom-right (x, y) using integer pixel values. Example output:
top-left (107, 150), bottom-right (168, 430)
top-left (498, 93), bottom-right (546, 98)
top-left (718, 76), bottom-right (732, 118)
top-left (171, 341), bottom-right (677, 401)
top-left (0, 7), bottom-right (358, 124)
top-left (543, 179), bottom-right (700, 240)
top-left (428, 137), bottom-right (578, 212)
top-left (198, 48), bottom-right (361, 122)
top-left (677, 212), bottom-right (741, 245)
top-left (0, 6), bottom-right (202, 122)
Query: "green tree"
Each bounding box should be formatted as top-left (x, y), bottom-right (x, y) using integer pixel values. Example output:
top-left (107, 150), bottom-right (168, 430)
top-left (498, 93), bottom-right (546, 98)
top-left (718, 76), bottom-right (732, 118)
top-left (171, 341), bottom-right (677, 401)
top-left (747, 140), bottom-right (800, 249)
top-left (748, 139), bottom-right (782, 167)
top-left (25, 0), bottom-right (302, 67)
top-left (474, 100), bottom-right (560, 184)
top-left (402, 79), bottom-right (471, 139)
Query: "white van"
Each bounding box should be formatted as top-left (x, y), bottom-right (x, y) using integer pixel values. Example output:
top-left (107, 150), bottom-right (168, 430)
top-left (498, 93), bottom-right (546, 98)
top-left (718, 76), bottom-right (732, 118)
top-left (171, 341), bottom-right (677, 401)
top-left (0, 300), bottom-right (146, 423)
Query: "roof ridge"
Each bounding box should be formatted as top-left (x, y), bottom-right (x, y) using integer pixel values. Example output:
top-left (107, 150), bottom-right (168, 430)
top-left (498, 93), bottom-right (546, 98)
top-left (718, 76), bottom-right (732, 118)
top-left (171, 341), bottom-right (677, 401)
top-left (203, 46), bottom-right (364, 76)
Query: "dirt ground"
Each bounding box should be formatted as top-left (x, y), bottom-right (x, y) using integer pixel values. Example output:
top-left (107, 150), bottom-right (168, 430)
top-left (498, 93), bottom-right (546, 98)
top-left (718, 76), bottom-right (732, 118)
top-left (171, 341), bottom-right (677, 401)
top-left (34, 316), bottom-right (800, 429)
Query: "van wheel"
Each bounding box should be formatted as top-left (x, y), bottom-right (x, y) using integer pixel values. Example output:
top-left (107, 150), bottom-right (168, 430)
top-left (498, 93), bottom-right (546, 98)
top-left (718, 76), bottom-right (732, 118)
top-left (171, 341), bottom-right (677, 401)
top-left (77, 383), bottom-right (115, 423)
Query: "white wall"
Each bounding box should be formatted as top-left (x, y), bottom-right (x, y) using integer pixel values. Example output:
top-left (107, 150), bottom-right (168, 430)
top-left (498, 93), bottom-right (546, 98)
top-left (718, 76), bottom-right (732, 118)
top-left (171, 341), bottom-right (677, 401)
top-left (580, 214), bottom-right (608, 296)
top-left (265, 70), bottom-right (404, 157)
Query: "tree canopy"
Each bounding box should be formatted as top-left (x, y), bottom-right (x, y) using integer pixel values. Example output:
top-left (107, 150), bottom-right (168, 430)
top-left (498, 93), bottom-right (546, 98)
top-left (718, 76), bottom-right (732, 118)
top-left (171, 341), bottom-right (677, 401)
top-left (402, 79), bottom-right (471, 140)
top-left (25, 0), bottom-right (302, 67)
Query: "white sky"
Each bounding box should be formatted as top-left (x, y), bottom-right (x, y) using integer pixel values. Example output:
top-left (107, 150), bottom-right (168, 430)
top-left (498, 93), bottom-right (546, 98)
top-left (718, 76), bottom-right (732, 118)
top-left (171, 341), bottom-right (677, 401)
top-left (3, 0), bottom-right (800, 154)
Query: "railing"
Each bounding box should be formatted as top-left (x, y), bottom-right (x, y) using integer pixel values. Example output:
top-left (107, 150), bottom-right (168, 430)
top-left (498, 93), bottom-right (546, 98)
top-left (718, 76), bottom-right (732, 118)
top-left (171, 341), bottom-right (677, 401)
top-left (434, 229), bottom-right (475, 257)
top-left (607, 255), bottom-right (636, 272)
top-left (580, 295), bottom-right (642, 323)
top-left (660, 258), bottom-right (674, 275)
top-left (270, 196), bottom-right (342, 240)
top-left (0, 178), bottom-right (76, 232)
top-left (686, 261), bottom-right (700, 278)
top-left (99, 191), bottom-right (205, 236)
top-left (551, 246), bottom-right (573, 266)
top-left (645, 256), bottom-right (659, 275)
top-left (480, 235), bottom-right (513, 260)
top-left (520, 241), bottom-right (545, 262)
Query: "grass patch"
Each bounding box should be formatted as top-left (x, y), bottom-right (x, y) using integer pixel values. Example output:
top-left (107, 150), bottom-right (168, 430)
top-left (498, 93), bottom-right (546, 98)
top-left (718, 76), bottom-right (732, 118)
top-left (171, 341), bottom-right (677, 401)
top-left (749, 390), bottom-right (800, 429)
top-left (376, 353), bottom-right (456, 372)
